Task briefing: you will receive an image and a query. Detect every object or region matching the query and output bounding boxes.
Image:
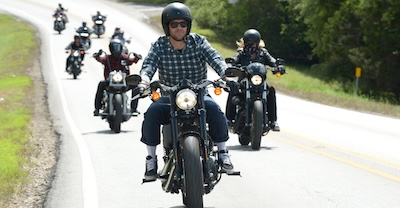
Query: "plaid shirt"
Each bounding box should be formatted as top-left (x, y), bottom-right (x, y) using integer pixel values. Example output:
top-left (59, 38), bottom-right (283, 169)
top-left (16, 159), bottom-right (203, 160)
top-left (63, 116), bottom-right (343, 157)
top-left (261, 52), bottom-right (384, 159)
top-left (140, 34), bottom-right (227, 87)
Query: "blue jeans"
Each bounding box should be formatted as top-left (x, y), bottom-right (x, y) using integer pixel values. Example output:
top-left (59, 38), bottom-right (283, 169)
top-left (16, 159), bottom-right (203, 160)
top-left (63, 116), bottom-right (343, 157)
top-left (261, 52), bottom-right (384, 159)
top-left (140, 96), bottom-right (229, 146)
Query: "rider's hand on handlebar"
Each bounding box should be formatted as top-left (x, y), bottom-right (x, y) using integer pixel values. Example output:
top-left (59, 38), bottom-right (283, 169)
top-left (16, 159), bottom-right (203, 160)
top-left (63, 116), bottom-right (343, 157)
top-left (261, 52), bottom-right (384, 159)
top-left (277, 65), bottom-right (286, 74)
top-left (137, 81), bottom-right (149, 93)
top-left (133, 53), bottom-right (142, 60)
top-left (93, 49), bottom-right (103, 58)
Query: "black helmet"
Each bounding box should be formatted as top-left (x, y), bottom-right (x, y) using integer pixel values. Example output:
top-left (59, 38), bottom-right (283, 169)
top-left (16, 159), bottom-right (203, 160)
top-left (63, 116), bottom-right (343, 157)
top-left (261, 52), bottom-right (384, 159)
top-left (109, 39), bottom-right (123, 58)
top-left (74, 34), bottom-right (80, 40)
top-left (243, 29), bottom-right (261, 46)
top-left (82, 22), bottom-right (87, 27)
top-left (161, 2), bottom-right (192, 36)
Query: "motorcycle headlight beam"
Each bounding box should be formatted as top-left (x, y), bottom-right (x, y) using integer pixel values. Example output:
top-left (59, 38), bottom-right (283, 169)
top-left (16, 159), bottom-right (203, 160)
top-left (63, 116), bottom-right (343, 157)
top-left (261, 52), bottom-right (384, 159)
top-left (176, 89), bottom-right (197, 110)
top-left (112, 73), bottom-right (123, 83)
top-left (250, 74), bottom-right (263, 85)
top-left (73, 51), bottom-right (79, 57)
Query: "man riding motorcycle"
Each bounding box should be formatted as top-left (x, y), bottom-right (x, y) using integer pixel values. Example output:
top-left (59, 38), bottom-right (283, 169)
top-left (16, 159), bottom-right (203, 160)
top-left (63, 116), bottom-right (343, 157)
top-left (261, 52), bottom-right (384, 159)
top-left (138, 2), bottom-right (235, 181)
top-left (92, 11), bottom-right (106, 27)
top-left (93, 39), bottom-right (142, 116)
top-left (53, 3), bottom-right (68, 23)
top-left (76, 22), bottom-right (93, 48)
top-left (65, 34), bottom-right (85, 71)
top-left (92, 11), bottom-right (106, 22)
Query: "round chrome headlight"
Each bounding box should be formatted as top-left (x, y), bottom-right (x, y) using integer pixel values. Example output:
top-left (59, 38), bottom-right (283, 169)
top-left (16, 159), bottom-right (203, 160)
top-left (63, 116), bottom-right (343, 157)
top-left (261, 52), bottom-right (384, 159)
top-left (73, 50), bottom-right (79, 57)
top-left (112, 73), bottom-right (123, 83)
top-left (250, 75), bottom-right (263, 85)
top-left (176, 89), bottom-right (197, 110)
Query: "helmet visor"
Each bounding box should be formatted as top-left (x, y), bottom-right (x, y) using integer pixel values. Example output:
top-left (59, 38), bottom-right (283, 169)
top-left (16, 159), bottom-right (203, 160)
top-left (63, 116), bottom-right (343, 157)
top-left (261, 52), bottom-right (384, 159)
top-left (110, 43), bottom-right (122, 53)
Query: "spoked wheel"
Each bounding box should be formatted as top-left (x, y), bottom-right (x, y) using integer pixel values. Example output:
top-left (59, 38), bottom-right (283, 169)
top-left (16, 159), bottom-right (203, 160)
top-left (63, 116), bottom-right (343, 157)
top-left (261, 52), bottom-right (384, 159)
top-left (113, 94), bottom-right (123, 133)
top-left (250, 100), bottom-right (264, 150)
top-left (182, 136), bottom-right (203, 208)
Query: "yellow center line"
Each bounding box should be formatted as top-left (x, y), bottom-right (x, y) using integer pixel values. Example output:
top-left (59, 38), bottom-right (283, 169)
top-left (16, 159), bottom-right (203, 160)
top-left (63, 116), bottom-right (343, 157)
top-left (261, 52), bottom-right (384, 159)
top-left (270, 134), bottom-right (400, 183)
top-left (281, 130), bottom-right (400, 169)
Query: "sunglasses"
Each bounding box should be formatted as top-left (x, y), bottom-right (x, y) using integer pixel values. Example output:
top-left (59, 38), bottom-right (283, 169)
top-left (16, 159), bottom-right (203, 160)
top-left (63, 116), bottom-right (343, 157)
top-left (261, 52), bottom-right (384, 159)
top-left (169, 21), bottom-right (188, 28)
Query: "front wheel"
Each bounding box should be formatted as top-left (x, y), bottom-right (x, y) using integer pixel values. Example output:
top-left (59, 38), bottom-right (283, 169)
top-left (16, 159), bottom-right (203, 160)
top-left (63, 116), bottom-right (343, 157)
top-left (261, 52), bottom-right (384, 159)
top-left (113, 94), bottom-right (123, 133)
top-left (250, 100), bottom-right (264, 150)
top-left (182, 136), bottom-right (203, 208)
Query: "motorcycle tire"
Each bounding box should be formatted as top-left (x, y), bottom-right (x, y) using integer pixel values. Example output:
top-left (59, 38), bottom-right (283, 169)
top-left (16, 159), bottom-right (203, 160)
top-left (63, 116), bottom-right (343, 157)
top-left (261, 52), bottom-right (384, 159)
top-left (113, 94), bottom-right (123, 133)
top-left (250, 100), bottom-right (264, 150)
top-left (182, 136), bottom-right (204, 208)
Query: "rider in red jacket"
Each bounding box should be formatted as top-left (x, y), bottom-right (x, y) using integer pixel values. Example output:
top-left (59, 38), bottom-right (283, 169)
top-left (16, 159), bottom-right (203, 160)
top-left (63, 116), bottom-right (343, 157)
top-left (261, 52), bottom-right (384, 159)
top-left (93, 38), bottom-right (142, 116)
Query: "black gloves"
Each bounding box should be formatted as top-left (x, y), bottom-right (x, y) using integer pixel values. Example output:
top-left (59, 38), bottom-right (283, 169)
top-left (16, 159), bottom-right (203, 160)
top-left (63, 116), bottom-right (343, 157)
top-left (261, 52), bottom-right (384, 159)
top-left (93, 49), bottom-right (103, 58)
top-left (133, 53), bottom-right (142, 60)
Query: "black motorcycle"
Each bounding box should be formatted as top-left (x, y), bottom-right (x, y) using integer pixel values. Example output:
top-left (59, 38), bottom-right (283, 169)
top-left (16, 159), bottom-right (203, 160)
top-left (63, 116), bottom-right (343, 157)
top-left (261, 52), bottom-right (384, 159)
top-left (96, 53), bottom-right (138, 133)
top-left (92, 15), bottom-right (106, 38)
top-left (224, 59), bottom-right (285, 150)
top-left (66, 49), bottom-right (85, 79)
top-left (53, 13), bottom-right (65, 34)
top-left (129, 76), bottom-right (240, 208)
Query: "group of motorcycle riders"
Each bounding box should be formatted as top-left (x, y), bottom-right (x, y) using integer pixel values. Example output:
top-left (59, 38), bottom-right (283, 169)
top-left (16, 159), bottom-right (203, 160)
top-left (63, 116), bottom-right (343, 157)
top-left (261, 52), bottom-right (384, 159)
top-left (56, 2), bottom-right (286, 182)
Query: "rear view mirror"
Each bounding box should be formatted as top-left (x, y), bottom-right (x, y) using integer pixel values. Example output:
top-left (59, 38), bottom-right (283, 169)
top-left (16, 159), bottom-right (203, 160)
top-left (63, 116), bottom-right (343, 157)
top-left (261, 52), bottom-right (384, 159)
top-left (125, 74), bottom-right (141, 86)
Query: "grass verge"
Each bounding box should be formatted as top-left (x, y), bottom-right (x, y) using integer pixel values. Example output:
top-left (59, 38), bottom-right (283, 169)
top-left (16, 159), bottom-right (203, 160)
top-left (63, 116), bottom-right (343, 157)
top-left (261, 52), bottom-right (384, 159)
top-left (0, 14), bottom-right (36, 204)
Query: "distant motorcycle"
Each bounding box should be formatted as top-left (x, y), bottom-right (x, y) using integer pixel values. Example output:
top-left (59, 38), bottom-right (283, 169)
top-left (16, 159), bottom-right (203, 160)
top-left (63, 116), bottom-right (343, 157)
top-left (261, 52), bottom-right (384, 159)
top-left (224, 59), bottom-right (285, 150)
top-left (53, 14), bottom-right (65, 34)
top-left (130, 76), bottom-right (240, 208)
top-left (66, 49), bottom-right (85, 79)
top-left (92, 15), bottom-right (106, 38)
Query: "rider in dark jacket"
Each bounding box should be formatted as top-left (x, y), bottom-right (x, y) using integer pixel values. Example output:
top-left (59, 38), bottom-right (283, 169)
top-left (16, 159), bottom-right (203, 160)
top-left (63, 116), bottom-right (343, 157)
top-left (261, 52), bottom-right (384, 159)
top-left (92, 11), bottom-right (106, 22)
top-left (65, 34), bottom-right (85, 71)
top-left (226, 29), bottom-right (285, 131)
top-left (53, 3), bottom-right (68, 23)
top-left (92, 11), bottom-right (106, 27)
top-left (93, 39), bottom-right (142, 116)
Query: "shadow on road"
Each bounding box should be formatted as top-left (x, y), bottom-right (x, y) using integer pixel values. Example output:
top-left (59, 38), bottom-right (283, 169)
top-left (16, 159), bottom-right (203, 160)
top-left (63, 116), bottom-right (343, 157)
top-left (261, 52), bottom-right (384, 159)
top-left (82, 129), bottom-right (135, 135)
top-left (227, 144), bottom-right (277, 151)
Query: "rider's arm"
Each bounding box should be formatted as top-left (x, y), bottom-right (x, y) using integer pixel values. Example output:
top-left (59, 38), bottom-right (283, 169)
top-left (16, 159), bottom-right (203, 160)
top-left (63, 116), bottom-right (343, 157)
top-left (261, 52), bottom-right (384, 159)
top-left (94, 55), bottom-right (107, 64)
top-left (198, 34), bottom-right (227, 77)
top-left (260, 48), bottom-right (277, 67)
top-left (140, 40), bottom-right (161, 83)
top-left (229, 49), bottom-right (243, 66)
top-left (64, 43), bottom-right (72, 50)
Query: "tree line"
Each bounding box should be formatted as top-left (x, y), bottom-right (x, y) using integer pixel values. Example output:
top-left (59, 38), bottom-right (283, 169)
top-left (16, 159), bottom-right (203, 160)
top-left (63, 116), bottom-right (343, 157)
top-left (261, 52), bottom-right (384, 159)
top-left (181, 0), bottom-right (399, 104)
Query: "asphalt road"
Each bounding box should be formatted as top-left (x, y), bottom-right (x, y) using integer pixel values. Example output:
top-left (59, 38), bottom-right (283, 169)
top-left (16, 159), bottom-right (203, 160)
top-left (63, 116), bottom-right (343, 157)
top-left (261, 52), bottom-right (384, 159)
top-left (2, 0), bottom-right (400, 207)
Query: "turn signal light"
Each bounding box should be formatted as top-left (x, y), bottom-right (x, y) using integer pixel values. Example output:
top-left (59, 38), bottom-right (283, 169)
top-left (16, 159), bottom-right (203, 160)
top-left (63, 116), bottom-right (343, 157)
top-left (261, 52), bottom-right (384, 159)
top-left (275, 72), bottom-right (281, 77)
top-left (151, 91), bottom-right (161, 100)
top-left (214, 87), bottom-right (222, 95)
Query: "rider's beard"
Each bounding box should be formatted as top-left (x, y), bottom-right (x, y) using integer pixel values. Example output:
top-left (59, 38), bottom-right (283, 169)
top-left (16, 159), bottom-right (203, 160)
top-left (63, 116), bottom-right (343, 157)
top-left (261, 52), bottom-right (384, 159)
top-left (170, 34), bottom-right (186, 42)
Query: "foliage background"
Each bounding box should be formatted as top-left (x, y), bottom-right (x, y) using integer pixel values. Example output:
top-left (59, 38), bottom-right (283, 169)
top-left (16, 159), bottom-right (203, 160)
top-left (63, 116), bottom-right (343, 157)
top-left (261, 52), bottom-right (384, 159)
top-left (184, 0), bottom-right (400, 104)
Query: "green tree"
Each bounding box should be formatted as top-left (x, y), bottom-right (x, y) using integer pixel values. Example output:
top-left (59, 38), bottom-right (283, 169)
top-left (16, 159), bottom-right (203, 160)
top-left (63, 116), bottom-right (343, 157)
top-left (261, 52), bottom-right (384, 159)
top-left (292, 0), bottom-right (400, 102)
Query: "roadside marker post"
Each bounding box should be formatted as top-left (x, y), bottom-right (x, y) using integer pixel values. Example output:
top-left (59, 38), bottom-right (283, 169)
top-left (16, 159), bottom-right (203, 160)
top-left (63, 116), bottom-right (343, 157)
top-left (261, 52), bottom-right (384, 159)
top-left (355, 67), bottom-right (362, 95)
